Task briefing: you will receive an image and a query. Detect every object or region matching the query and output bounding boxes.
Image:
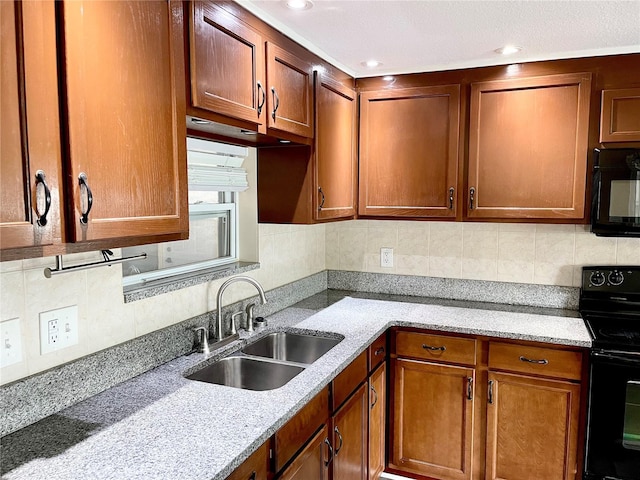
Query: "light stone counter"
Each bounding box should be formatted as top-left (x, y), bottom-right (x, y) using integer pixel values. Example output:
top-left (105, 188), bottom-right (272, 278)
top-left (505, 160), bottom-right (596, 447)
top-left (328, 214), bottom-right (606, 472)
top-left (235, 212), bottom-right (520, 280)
top-left (1, 297), bottom-right (591, 480)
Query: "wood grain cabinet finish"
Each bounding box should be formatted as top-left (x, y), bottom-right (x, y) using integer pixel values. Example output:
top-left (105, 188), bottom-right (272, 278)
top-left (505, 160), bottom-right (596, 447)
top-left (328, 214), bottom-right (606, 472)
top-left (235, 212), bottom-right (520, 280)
top-left (314, 72), bottom-right (358, 220)
top-left (1, 1), bottom-right (63, 250)
top-left (61, 0), bottom-right (188, 242)
top-left (332, 383), bottom-right (368, 480)
top-left (390, 358), bottom-right (475, 480)
top-left (279, 424), bottom-right (331, 480)
top-left (600, 88), bottom-right (640, 142)
top-left (485, 372), bottom-right (581, 480)
top-left (368, 362), bottom-right (386, 480)
top-left (468, 72), bottom-right (592, 220)
top-left (266, 42), bottom-right (314, 138)
top-left (359, 85), bottom-right (461, 218)
top-left (189, 1), bottom-right (266, 126)
top-left (225, 440), bottom-right (269, 480)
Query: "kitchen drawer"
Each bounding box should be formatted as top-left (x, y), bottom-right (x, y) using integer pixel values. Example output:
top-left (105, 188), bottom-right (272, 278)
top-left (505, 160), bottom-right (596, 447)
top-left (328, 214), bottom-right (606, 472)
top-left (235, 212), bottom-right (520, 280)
top-left (332, 351), bottom-right (367, 411)
top-left (368, 334), bottom-right (387, 372)
top-left (488, 341), bottom-right (582, 381)
top-left (226, 440), bottom-right (270, 480)
top-left (395, 331), bottom-right (477, 366)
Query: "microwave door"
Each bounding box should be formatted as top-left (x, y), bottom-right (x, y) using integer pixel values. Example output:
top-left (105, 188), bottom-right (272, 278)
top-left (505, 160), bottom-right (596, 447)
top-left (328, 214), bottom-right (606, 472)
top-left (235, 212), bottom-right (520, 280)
top-left (592, 168), bottom-right (640, 236)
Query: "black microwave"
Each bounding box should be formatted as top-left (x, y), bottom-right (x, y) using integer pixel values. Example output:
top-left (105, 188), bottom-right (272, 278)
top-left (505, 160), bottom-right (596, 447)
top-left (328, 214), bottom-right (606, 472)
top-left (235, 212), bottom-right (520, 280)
top-left (591, 148), bottom-right (640, 237)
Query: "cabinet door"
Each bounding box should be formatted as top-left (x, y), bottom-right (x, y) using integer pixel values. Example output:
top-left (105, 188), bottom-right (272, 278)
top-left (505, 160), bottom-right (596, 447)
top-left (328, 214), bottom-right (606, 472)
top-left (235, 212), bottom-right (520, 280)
top-left (369, 362), bottom-right (386, 480)
top-left (468, 73), bottom-right (591, 220)
top-left (314, 73), bottom-right (357, 220)
top-left (390, 358), bottom-right (474, 480)
top-left (189, 2), bottom-right (266, 126)
top-left (226, 441), bottom-right (269, 480)
top-left (359, 85), bottom-right (461, 218)
top-left (600, 88), bottom-right (640, 142)
top-left (61, 0), bottom-right (188, 242)
top-left (333, 383), bottom-right (368, 480)
top-left (279, 424), bottom-right (330, 480)
top-left (266, 42), bottom-right (313, 138)
top-left (486, 372), bottom-right (581, 480)
top-left (1, 1), bottom-right (62, 250)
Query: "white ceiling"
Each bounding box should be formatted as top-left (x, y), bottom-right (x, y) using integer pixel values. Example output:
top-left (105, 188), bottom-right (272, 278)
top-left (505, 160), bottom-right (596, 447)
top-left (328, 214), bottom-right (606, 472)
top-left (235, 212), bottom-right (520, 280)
top-left (237, 0), bottom-right (640, 77)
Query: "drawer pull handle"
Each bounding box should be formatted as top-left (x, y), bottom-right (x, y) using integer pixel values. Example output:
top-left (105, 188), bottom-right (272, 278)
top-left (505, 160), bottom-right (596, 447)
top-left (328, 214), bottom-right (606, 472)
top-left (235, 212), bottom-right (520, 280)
top-left (374, 347), bottom-right (385, 356)
top-left (323, 437), bottom-right (333, 467)
top-left (334, 426), bottom-right (343, 455)
top-left (422, 344), bottom-right (446, 352)
top-left (519, 355), bottom-right (548, 365)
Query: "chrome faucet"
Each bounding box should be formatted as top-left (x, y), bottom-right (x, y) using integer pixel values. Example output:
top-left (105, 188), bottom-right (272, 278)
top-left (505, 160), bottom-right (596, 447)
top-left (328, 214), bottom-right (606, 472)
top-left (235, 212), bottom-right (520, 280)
top-left (214, 276), bottom-right (267, 343)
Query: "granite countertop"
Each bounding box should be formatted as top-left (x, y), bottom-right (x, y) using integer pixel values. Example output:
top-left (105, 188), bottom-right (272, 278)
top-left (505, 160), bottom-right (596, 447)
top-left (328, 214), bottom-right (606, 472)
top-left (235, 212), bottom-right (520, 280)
top-left (1, 295), bottom-right (591, 480)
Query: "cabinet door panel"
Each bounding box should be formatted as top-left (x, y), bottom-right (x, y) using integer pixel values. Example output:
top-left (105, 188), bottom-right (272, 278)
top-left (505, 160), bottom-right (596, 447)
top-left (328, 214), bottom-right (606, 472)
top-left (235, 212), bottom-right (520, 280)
top-left (486, 372), bottom-right (581, 480)
top-left (468, 73), bottom-right (591, 219)
top-left (359, 85), bottom-right (460, 218)
top-left (314, 74), bottom-right (357, 220)
top-left (390, 358), bottom-right (474, 480)
top-left (1, 1), bottom-right (62, 249)
top-left (62, 0), bottom-right (188, 241)
top-left (190, 2), bottom-right (265, 125)
top-left (279, 424), bottom-right (330, 480)
top-left (369, 363), bottom-right (386, 480)
top-left (333, 383), bottom-right (368, 480)
top-left (266, 42), bottom-right (313, 138)
top-left (226, 440), bottom-right (269, 480)
top-left (600, 88), bottom-right (640, 142)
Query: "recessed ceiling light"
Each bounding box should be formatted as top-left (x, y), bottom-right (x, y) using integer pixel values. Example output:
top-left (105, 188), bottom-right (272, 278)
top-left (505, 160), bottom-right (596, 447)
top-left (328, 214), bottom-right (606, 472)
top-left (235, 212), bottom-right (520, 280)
top-left (190, 118), bottom-right (212, 125)
top-left (362, 60), bottom-right (382, 68)
top-left (284, 0), bottom-right (313, 10)
top-left (495, 45), bottom-right (523, 55)
top-left (279, 139), bottom-right (292, 144)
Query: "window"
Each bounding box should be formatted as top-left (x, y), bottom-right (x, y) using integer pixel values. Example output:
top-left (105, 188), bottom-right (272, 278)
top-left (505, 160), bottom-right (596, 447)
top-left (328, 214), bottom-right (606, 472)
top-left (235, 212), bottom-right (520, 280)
top-left (122, 139), bottom-right (248, 287)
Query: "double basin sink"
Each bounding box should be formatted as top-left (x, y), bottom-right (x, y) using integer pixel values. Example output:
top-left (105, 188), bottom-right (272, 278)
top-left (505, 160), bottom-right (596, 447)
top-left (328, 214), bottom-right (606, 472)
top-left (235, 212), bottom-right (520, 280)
top-left (187, 331), bottom-right (343, 391)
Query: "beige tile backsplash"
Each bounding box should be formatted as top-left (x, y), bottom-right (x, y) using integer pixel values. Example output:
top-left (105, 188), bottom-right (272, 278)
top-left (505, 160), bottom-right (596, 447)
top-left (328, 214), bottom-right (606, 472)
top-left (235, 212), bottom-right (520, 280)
top-left (2, 218), bottom-right (638, 385)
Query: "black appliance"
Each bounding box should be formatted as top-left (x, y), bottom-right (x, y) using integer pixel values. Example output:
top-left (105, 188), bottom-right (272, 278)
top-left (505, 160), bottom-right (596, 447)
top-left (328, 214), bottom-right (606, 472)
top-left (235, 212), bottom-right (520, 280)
top-left (591, 148), bottom-right (640, 237)
top-left (581, 266), bottom-right (640, 480)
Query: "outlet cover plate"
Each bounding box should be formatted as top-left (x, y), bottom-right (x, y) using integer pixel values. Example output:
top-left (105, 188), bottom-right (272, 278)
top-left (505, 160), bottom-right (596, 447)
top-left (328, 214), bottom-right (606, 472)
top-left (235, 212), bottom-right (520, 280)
top-left (1, 318), bottom-right (23, 368)
top-left (380, 247), bottom-right (394, 268)
top-left (39, 305), bottom-right (78, 354)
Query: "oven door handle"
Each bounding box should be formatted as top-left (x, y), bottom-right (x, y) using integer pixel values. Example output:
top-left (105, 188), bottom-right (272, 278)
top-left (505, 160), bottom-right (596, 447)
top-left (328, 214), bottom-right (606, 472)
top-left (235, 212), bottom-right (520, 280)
top-left (592, 350), bottom-right (640, 365)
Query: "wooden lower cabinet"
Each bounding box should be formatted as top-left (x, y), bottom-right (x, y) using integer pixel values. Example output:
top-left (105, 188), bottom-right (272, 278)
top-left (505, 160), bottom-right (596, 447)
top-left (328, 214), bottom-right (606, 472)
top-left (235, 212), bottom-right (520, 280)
top-left (390, 358), bottom-right (475, 480)
top-left (369, 362), bottom-right (386, 480)
top-left (226, 441), bottom-right (270, 480)
top-left (279, 425), bottom-right (330, 480)
top-left (332, 383), bottom-right (368, 480)
top-left (485, 372), bottom-right (581, 480)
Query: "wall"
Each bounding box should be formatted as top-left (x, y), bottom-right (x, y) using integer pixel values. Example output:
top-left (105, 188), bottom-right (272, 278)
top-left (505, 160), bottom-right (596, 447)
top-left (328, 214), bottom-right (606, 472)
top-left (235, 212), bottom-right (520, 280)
top-left (0, 223), bottom-right (326, 386)
top-left (325, 220), bottom-right (640, 287)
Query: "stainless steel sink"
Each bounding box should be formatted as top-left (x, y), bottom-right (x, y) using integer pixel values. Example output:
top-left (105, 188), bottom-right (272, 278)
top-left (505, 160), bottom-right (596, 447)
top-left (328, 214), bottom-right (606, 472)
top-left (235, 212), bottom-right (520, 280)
top-left (187, 356), bottom-right (304, 391)
top-left (241, 332), bottom-right (342, 364)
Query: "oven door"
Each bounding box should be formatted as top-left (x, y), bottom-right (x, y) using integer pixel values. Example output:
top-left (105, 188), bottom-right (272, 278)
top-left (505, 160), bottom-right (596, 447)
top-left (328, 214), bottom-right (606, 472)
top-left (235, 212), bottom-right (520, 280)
top-left (585, 350), bottom-right (640, 480)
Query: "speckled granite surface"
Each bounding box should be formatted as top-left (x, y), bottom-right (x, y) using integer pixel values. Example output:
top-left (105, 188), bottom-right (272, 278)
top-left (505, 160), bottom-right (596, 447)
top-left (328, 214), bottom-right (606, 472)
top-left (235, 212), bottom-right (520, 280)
top-left (1, 297), bottom-right (591, 480)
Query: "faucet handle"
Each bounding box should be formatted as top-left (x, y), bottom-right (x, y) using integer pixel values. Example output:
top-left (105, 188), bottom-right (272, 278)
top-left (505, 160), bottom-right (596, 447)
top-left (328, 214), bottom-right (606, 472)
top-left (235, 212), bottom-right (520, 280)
top-left (245, 303), bottom-right (256, 332)
top-left (230, 312), bottom-right (243, 335)
top-left (193, 327), bottom-right (210, 355)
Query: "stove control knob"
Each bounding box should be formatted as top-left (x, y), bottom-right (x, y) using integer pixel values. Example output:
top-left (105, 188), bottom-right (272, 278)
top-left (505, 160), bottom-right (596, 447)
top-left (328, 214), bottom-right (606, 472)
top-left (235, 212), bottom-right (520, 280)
top-left (590, 271), bottom-right (606, 287)
top-left (608, 270), bottom-right (624, 286)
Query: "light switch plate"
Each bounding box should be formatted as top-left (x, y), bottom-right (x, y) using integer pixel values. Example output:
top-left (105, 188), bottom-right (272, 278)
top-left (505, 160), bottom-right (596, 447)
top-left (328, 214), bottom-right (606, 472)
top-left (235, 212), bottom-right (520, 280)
top-left (1, 318), bottom-right (23, 368)
top-left (40, 306), bottom-right (78, 354)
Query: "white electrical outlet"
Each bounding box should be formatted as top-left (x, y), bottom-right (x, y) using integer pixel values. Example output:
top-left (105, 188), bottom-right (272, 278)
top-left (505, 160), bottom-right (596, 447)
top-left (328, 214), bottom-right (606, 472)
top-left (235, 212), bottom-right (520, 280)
top-left (380, 247), bottom-right (394, 268)
top-left (40, 306), bottom-right (78, 354)
top-left (1, 318), bottom-right (23, 368)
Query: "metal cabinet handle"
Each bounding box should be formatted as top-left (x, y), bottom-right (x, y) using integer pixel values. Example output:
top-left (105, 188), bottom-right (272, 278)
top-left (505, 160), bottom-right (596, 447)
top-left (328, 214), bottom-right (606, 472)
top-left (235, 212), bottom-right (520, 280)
top-left (469, 187), bottom-right (475, 210)
top-left (449, 187), bottom-right (455, 210)
top-left (78, 172), bottom-right (93, 225)
top-left (374, 347), bottom-right (385, 356)
top-left (519, 355), bottom-right (549, 365)
top-left (318, 187), bottom-right (325, 211)
top-left (422, 344), bottom-right (446, 352)
top-left (370, 384), bottom-right (378, 409)
top-left (467, 377), bottom-right (473, 400)
top-left (257, 82), bottom-right (266, 117)
top-left (323, 437), bottom-right (333, 466)
top-left (271, 87), bottom-right (280, 121)
top-left (334, 426), bottom-right (343, 456)
top-left (488, 380), bottom-right (494, 404)
top-left (34, 170), bottom-right (51, 227)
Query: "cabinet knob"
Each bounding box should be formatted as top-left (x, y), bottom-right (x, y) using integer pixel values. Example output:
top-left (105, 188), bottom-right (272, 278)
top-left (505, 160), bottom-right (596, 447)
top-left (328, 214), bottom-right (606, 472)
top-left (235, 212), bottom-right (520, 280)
top-left (78, 172), bottom-right (93, 225)
top-left (34, 170), bottom-right (52, 227)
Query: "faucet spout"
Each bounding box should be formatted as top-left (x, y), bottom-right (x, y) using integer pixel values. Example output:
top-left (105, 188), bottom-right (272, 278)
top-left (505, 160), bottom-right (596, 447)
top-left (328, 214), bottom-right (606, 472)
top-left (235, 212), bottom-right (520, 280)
top-left (215, 276), bottom-right (267, 342)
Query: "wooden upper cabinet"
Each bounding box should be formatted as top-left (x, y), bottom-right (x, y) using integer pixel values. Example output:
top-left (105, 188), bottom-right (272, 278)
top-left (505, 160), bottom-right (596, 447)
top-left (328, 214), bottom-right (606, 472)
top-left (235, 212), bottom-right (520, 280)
top-left (600, 88), bottom-right (640, 143)
top-left (359, 85), bottom-right (461, 218)
top-left (61, 0), bottom-right (188, 242)
top-left (1, 1), bottom-right (63, 250)
top-left (266, 42), bottom-right (314, 138)
top-left (189, 1), bottom-right (266, 126)
top-left (468, 72), bottom-right (592, 220)
top-left (314, 73), bottom-right (357, 220)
